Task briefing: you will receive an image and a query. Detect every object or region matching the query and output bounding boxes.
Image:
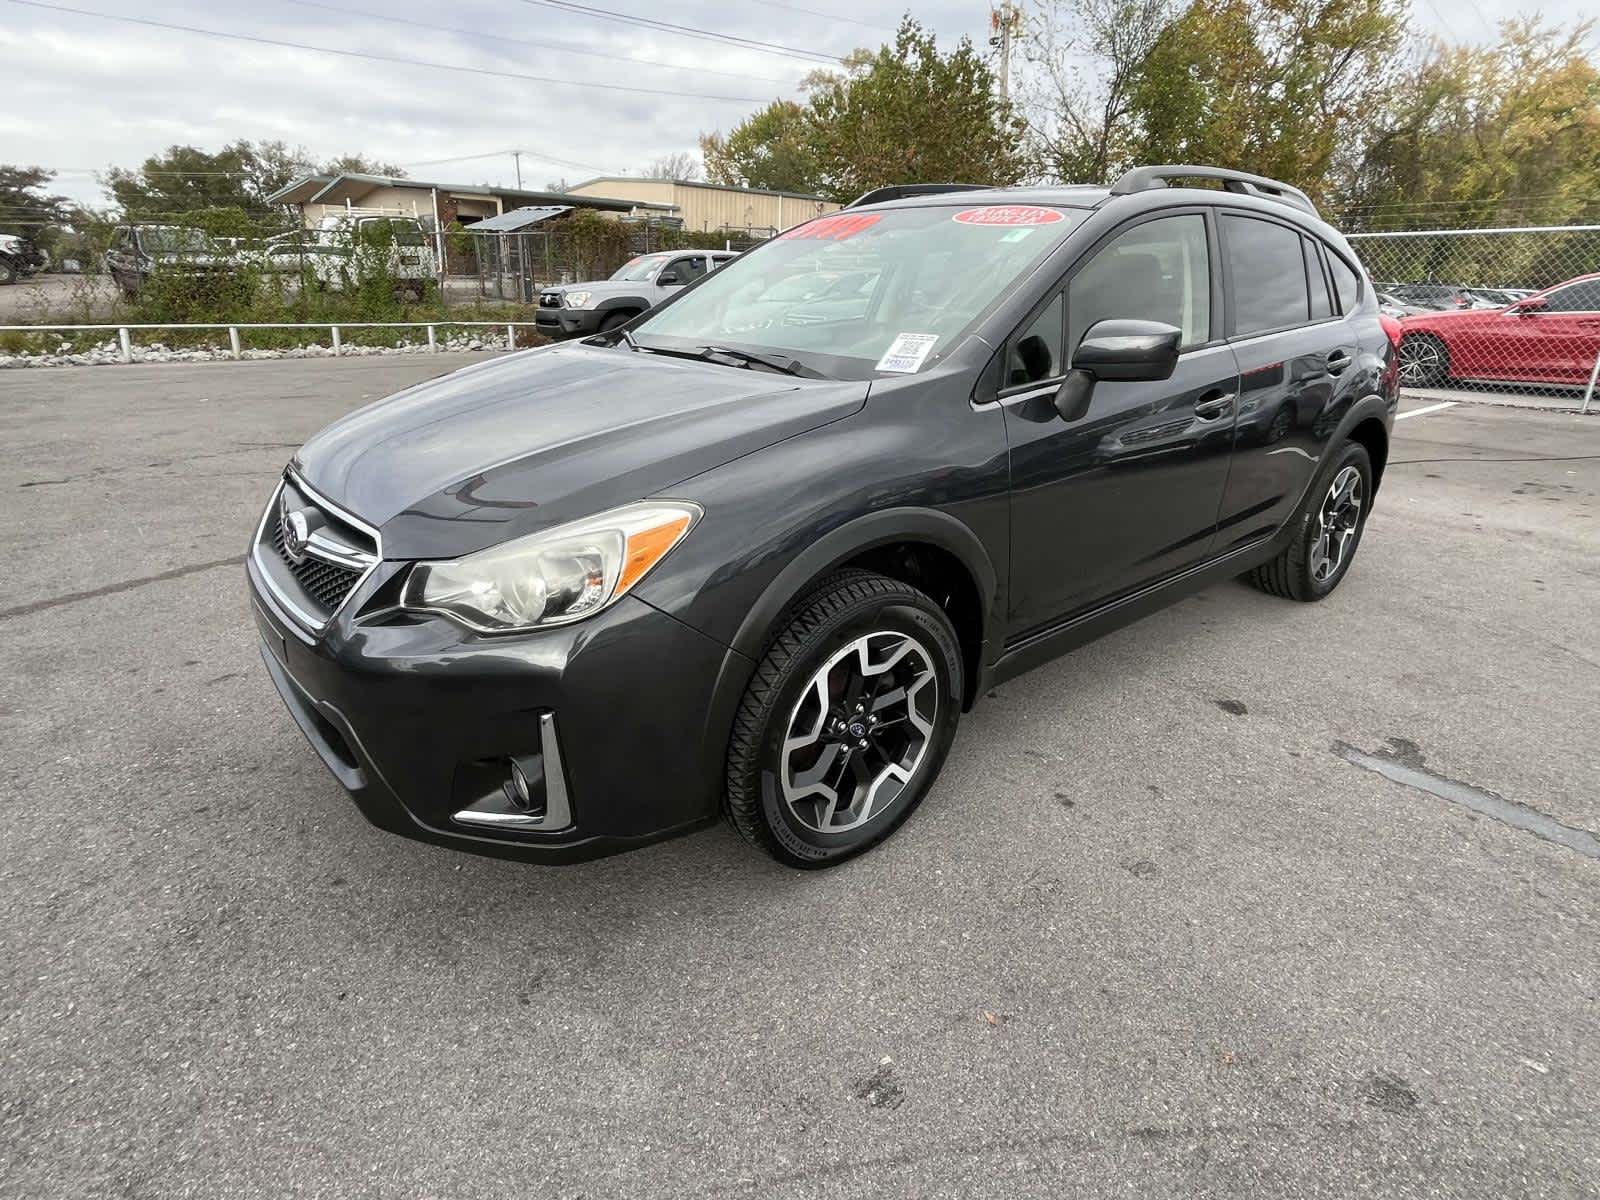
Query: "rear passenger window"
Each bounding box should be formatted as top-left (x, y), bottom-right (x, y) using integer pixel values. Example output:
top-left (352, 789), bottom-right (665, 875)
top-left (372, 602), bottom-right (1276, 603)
top-left (1327, 252), bottom-right (1361, 313)
top-left (1067, 214), bottom-right (1211, 354)
top-left (1006, 292), bottom-right (1064, 387)
top-left (1304, 238), bottom-right (1333, 319)
top-left (1223, 215), bottom-right (1309, 335)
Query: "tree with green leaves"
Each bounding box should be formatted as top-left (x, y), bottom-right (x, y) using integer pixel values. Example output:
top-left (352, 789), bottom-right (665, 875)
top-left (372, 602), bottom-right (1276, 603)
top-left (1121, 0), bottom-right (1405, 205)
top-left (701, 18), bottom-right (1027, 204)
top-left (702, 100), bottom-right (825, 194)
top-left (105, 142), bottom-right (408, 221)
top-left (1337, 18), bottom-right (1600, 230)
top-left (0, 165), bottom-right (72, 237)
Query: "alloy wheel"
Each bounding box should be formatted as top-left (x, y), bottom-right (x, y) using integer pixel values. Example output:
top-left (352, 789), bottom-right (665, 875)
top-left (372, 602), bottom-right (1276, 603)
top-left (1398, 337), bottom-right (1444, 386)
top-left (780, 631), bottom-right (939, 835)
top-left (1311, 465), bottom-right (1363, 583)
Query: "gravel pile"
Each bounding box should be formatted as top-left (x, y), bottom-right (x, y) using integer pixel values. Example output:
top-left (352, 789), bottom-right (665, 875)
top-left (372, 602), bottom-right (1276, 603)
top-left (0, 332), bottom-right (511, 368)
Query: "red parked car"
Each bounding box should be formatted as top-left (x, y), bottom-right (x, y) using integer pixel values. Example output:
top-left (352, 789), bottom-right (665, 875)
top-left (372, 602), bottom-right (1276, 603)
top-left (1397, 273), bottom-right (1600, 387)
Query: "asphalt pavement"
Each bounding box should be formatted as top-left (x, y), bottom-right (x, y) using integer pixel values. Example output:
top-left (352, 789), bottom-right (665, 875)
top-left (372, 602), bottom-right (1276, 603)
top-left (2, 355), bottom-right (1597, 1198)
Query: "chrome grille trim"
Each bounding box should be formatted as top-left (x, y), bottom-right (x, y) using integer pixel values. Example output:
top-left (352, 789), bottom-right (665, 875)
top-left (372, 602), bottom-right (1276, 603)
top-left (250, 467), bottom-right (384, 634)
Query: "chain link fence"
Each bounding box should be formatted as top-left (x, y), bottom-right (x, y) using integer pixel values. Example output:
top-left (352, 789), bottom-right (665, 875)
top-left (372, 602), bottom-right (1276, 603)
top-left (470, 218), bottom-right (766, 302)
top-left (1344, 225), bottom-right (1600, 406)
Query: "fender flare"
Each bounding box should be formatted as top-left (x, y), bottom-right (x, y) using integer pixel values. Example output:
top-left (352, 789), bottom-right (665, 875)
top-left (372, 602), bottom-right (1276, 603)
top-left (1337, 392), bottom-right (1393, 485)
top-left (727, 506), bottom-right (1002, 665)
top-left (593, 295), bottom-right (650, 318)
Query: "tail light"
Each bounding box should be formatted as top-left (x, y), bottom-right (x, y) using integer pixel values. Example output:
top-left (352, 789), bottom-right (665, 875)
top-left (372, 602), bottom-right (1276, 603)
top-left (1379, 314), bottom-right (1403, 348)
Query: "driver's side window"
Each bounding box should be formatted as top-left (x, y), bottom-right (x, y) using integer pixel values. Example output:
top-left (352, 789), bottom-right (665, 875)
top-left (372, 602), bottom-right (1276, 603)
top-left (1543, 280), bottom-right (1600, 313)
top-left (1067, 214), bottom-right (1211, 354)
top-left (664, 256), bottom-right (707, 286)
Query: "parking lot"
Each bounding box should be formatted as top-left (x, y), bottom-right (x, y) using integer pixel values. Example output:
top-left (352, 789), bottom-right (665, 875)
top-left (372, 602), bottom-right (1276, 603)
top-left (2, 355), bottom-right (1597, 1197)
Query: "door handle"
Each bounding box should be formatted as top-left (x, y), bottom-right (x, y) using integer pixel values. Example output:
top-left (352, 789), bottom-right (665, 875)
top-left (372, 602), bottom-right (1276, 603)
top-left (1326, 350), bottom-right (1353, 375)
top-left (1194, 392), bottom-right (1235, 420)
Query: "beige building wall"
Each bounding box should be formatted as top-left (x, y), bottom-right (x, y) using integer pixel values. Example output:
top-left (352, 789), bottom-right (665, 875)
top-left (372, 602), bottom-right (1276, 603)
top-left (566, 178), bottom-right (838, 234)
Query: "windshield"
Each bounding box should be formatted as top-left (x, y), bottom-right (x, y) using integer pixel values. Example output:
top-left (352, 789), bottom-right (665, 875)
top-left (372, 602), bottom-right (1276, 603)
top-left (634, 204), bottom-right (1085, 377)
top-left (612, 254), bottom-right (670, 282)
top-left (142, 227), bottom-right (212, 253)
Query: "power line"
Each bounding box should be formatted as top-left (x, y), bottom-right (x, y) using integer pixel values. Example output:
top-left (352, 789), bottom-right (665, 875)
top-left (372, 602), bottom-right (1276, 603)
top-left (513, 0), bottom-right (844, 64)
top-left (6, 0), bottom-right (774, 102)
top-left (742, 0), bottom-right (890, 32)
top-left (276, 0), bottom-right (799, 85)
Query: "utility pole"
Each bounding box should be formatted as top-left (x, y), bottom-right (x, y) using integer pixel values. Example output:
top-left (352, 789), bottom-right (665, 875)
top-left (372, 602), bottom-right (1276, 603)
top-left (513, 150), bottom-right (523, 190)
top-left (989, 2), bottom-right (1024, 104)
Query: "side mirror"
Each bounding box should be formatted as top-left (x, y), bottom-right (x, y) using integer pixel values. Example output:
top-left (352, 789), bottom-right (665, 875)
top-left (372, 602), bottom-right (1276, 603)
top-left (657, 271), bottom-right (681, 286)
top-left (1512, 296), bottom-right (1547, 315)
top-left (1054, 319), bottom-right (1183, 422)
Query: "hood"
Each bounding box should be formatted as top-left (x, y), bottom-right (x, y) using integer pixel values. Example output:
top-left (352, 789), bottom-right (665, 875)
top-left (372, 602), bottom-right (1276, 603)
top-left (293, 343), bottom-right (868, 559)
top-left (545, 280), bottom-right (650, 300)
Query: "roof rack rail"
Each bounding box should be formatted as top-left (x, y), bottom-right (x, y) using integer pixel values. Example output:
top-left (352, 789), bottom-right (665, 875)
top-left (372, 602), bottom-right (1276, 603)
top-left (1109, 165), bottom-right (1318, 217)
top-left (845, 183), bottom-right (992, 209)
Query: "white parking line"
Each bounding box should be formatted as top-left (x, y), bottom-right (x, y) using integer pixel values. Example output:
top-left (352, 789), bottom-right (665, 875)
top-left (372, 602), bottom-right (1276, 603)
top-left (1396, 401), bottom-right (1458, 421)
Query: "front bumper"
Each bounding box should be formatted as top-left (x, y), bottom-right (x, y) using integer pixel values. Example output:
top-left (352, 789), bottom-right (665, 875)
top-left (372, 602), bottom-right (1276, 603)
top-left (246, 553), bottom-right (746, 863)
top-left (534, 305), bottom-right (605, 339)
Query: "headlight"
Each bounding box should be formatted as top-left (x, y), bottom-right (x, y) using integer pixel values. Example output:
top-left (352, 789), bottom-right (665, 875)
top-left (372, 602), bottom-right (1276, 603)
top-left (563, 291), bottom-right (592, 309)
top-left (401, 501), bottom-right (700, 633)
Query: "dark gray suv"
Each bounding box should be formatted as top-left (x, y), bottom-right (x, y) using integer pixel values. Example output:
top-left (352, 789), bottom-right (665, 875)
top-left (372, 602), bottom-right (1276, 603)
top-left (248, 166), bottom-right (1398, 870)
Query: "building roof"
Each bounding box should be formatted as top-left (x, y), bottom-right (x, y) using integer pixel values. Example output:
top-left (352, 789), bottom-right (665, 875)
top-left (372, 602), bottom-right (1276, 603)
top-left (568, 176), bottom-right (830, 203)
top-left (465, 205), bottom-right (573, 233)
top-left (265, 173), bottom-right (672, 213)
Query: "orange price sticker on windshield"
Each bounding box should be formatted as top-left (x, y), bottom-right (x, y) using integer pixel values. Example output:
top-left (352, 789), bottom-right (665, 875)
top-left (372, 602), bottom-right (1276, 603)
top-left (953, 206), bottom-right (1065, 227)
top-left (779, 213), bottom-right (883, 241)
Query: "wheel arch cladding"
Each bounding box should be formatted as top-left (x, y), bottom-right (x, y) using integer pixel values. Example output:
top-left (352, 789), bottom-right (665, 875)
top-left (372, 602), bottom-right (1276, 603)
top-left (1348, 416), bottom-right (1388, 494)
top-left (730, 508), bottom-right (999, 712)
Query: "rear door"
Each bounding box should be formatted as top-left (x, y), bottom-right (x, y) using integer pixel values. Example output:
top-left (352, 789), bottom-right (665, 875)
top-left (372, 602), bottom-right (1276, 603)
top-left (1213, 212), bottom-right (1366, 552)
top-left (1003, 209), bottom-right (1240, 631)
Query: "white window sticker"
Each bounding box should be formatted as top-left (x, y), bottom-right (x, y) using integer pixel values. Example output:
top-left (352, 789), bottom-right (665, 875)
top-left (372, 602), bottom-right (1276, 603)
top-left (876, 333), bottom-right (939, 374)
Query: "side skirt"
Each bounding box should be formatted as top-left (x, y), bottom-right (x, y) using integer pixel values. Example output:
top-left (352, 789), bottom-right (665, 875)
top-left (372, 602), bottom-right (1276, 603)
top-left (987, 532), bottom-right (1284, 688)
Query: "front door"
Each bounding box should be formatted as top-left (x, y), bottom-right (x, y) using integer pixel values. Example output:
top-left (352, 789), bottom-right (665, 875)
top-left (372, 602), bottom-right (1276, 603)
top-left (1003, 211), bottom-right (1239, 634)
top-left (1526, 277), bottom-right (1600, 383)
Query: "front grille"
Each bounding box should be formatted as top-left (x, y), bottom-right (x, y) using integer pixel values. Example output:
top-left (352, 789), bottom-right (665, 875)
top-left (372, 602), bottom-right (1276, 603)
top-left (539, 291), bottom-right (562, 308)
top-left (272, 520), bottom-right (363, 609)
top-left (253, 474), bottom-right (381, 631)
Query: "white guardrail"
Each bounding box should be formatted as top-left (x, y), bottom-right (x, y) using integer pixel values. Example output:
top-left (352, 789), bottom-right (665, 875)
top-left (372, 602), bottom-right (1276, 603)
top-left (0, 321), bottom-right (540, 362)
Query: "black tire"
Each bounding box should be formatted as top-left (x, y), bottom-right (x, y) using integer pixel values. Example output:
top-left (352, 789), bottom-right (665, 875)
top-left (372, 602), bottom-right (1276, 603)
top-left (1246, 441), bottom-right (1373, 602)
top-left (598, 310), bottom-right (636, 333)
top-left (725, 569), bottom-right (963, 869)
top-left (1398, 333), bottom-right (1449, 387)
top-left (0, 257), bottom-right (15, 285)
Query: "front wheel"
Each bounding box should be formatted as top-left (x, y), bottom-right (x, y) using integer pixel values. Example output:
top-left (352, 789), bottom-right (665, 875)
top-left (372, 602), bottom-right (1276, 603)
top-left (0, 257), bottom-right (17, 285)
top-left (725, 570), bottom-right (963, 869)
top-left (1246, 442), bottom-right (1373, 602)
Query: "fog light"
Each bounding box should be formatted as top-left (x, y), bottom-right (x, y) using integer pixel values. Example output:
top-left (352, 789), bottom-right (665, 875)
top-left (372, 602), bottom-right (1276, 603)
top-left (502, 754), bottom-right (546, 817)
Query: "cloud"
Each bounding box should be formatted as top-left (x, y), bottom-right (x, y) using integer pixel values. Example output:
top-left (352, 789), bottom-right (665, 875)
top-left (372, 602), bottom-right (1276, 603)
top-left (9, 0), bottom-right (1586, 208)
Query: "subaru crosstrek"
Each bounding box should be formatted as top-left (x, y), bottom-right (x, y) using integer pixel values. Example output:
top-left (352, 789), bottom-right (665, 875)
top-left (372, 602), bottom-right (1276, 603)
top-left (247, 166), bottom-right (1398, 869)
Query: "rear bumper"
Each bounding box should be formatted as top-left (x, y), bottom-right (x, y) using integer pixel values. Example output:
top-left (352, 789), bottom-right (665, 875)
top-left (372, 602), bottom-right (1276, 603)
top-left (246, 553), bottom-right (746, 864)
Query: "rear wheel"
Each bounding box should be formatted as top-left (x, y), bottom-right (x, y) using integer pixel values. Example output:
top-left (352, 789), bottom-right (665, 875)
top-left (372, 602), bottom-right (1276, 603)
top-left (1246, 442), bottom-right (1373, 602)
top-left (1398, 334), bottom-right (1449, 387)
top-left (725, 570), bottom-right (963, 869)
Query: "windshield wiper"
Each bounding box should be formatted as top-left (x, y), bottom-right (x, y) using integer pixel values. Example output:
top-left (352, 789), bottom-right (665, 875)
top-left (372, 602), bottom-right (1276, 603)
top-left (693, 344), bottom-right (819, 377)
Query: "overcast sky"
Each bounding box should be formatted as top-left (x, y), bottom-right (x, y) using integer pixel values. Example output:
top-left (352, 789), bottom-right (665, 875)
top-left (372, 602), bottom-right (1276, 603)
top-left (6, 0), bottom-right (1597, 208)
